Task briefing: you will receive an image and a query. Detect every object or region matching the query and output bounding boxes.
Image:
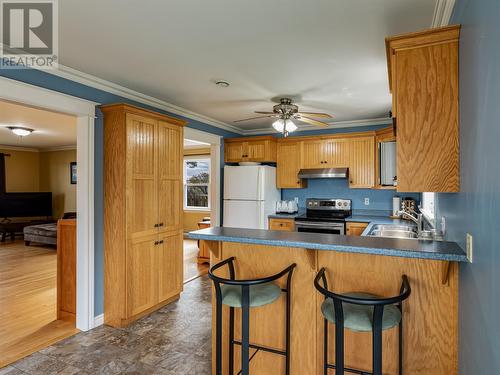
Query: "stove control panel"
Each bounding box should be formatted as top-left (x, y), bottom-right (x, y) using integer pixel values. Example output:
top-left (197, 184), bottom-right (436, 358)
top-left (306, 198), bottom-right (351, 211)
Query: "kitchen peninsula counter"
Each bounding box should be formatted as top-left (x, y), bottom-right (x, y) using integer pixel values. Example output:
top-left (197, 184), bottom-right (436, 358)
top-left (190, 227), bottom-right (462, 374)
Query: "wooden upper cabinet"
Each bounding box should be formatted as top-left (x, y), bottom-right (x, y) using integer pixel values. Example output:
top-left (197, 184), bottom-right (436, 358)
top-left (126, 113), bottom-right (158, 239)
top-left (224, 136), bottom-right (277, 163)
top-left (347, 136), bottom-right (375, 188)
top-left (277, 141), bottom-right (306, 188)
top-left (301, 139), bottom-right (326, 168)
top-left (157, 121), bottom-right (183, 233)
top-left (386, 25), bottom-right (460, 192)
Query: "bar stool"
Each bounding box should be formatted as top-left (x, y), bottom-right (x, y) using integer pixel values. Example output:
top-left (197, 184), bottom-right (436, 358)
top-left (314, 268), bottom-right (411, 375)
top-left (209, 257), bottom-right (296, 375)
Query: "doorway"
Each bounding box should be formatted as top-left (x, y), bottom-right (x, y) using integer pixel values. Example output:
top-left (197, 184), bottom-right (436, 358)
top-left (0, 77), bottom-right (97, 367)
top-left (182, 128), bottom-right (221, 283)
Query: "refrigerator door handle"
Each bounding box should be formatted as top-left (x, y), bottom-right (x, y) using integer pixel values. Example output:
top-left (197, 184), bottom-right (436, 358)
top-left (256, 167), bottom-right (262, 201)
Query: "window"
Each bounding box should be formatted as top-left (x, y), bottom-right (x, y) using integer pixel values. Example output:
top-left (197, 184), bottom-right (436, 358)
top-left (421, 192), bottom-right (436, 225)
top-left (184, 158), bottom-right (210, 210)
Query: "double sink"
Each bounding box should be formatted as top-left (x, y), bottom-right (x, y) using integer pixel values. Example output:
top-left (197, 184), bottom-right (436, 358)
top-left (366, 224), bottom-right (418, 240)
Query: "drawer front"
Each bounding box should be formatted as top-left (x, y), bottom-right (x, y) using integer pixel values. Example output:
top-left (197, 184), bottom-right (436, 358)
top-left (269, 218), bottom-right (295, 231)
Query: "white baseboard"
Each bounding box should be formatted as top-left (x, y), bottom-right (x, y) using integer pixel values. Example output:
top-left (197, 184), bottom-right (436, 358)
top-left (93, 314), bottom-right (104, 328)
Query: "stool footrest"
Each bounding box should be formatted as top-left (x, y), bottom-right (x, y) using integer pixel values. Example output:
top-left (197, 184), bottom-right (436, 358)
top-left (327, 363), bottom-right (372, 375)
top-left (232, 340), bottom-right (286, 356)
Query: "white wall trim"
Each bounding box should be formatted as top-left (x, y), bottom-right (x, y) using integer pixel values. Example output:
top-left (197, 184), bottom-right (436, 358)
top-left (0, 76), bottom-right (97, 332)
top-left (431, 0), bottom-right (456, 27)
top-left (47, 65), bottom-right (244, 135)
top-left (93, 314), bottom-right (104, 328)
top-left (243, 117), bottom-right (393, 135)
top-left (184, 127), bottom-right (222, 227)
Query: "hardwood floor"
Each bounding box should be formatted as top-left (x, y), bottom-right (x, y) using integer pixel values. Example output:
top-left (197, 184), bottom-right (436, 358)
top-left (0, 240), bottom-right (78, 368)
top-left (183, 239), bottom-right (208, 283)
top-left (5, 276), bottom-right (212, 374)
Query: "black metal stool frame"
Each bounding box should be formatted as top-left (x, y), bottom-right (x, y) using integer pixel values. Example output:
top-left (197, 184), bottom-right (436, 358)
top-left (314, 268), bottom-right (411, 375)
top-left (209, 257), bottom-right (296, 375)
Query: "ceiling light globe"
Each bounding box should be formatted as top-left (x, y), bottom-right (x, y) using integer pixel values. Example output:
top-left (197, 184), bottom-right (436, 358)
top-left (8, 127), bottom-right (33, 137)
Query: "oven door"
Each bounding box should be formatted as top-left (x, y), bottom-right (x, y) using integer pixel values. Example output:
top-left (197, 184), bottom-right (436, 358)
top-left (295, 221), bottom-right (345, 235)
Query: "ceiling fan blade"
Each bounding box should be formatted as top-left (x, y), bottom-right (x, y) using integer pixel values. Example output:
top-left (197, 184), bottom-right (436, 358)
top-left (233, 115), bottom-right (276, 123)
top-left (254, 111), bottom-right (276, 114)
top-left (296, 116), bottom-right (330, 127)
top-left (296, 112), bottom-right (332, 118)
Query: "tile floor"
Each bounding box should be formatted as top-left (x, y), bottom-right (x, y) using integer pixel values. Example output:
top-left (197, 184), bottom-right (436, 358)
top-left (1, 276), bottom-right (212, 375)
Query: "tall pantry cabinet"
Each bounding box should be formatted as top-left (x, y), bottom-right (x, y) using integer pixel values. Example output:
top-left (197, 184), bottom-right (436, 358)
top-left (102, 103), bottom-right (185, 328)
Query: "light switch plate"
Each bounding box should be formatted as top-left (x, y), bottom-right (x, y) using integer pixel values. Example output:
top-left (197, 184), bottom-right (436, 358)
top-left (364, 198), bottom-right (370, 206)
top-left (466, 233), bottom-right (473, 263)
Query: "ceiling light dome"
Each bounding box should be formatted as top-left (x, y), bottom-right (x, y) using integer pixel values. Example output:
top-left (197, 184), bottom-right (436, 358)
top-left (272, 118), bottom-right (297, 136)
top-left (8, 126), bottom-right (34, 137)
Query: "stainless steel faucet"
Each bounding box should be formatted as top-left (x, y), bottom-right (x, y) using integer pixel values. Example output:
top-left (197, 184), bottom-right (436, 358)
top-left (397, 208), bottom-right (424, 234)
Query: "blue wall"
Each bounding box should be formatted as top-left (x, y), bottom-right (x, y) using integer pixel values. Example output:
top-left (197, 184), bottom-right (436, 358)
top-left (437, 1), bottom-right (500, 373)
top-left (0, 68), bottom-right (240, 317)
top-left (282, 178), bottom-right (419, 212)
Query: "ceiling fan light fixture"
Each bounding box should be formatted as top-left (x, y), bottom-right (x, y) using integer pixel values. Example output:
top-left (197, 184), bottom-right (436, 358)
top-left (8, 126), bottom-right (33, 137)
top-left (272, 118), bottom-right (297, 134)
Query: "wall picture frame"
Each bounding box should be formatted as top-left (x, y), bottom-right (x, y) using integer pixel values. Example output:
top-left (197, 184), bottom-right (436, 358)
top-left (70, 162), bottom-right (77, 184)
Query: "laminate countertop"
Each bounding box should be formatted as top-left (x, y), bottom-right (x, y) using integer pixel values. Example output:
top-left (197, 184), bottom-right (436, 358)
top-left (188, 226), bottom-right (468, 262)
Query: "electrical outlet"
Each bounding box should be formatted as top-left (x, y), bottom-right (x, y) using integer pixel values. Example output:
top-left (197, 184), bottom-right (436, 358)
top-left (441, 217), bottom-right (446, 236)
top-left (466, 233), bottom-right (473, 263)
top-left (364, 198), bottom-right (370, 206)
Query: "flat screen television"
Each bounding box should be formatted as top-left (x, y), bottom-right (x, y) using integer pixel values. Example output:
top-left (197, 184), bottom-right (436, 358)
top-left (0, 192), bottom-right (52, 218)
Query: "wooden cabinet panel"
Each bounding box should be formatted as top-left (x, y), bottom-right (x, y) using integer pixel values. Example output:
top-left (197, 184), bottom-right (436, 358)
top-left (224, 142), bottom-right (244, 163)
top-left (127, 235), bottom-right (158, 317)
top-left (301, 139), bottom-right (325, 168)
top-left (157, 121), bottom-right (183, 233)
top-left (346, 221), bottom-right (369, 236)
top-left (387, 26), bottom-right (460, 192)
top-left (57, 219), bottom-right (76, 322)
top-left (277, 141), bottom-right (306, 188)
top-left (158, 231), bottom-right (183, 302)
top-left (246, 140), bottom-right (266, 161)
top-left (103, 103), bottom-right (186, 328)
top-left (347, 136), bottom-right (375, 188)
top-left (126, 114), bottom-right (158, 238)
top-left (224, 136), bottom-right (277, 163)
top-left (324, 138), bottom-right (349, 167)
top-left (269, 218), bottom-right (295, 231)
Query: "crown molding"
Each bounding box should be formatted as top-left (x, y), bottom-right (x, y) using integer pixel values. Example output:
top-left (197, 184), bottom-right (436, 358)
top-left (0, 144), bottom-right (39, 152)
top-left (40, 145), bottom-right (77, 152)
top-left (242, 117), bottom-right (392, 135)
top-left (45, 65), bottom-right (244, 135)
top-left (431, 0), bottom-right (455, 27)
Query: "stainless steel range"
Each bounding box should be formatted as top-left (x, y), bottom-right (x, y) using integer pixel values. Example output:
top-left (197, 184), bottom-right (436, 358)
top-left (294, 198), bottom-right (352, 235)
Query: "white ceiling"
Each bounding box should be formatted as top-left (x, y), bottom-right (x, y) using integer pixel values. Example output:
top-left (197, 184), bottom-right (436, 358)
top-left (0, 100), bottom-right (77, 149)
top-left (59, 0), bottom-right (439, 133)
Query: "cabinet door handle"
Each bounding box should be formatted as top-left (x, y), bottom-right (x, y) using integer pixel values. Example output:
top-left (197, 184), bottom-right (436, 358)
top-left (154, 223), bottom-right (159, 228)
top-left (154, 241), bottom-right (159, 245)
top-left (159, 240), bottom-right (164, 244)
top-left (159, 223), bottom-right (164, 227)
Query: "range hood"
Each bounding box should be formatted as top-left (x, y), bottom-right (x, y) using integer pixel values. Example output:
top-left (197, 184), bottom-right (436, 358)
top-left (298, 167), bottom-right (349, 179)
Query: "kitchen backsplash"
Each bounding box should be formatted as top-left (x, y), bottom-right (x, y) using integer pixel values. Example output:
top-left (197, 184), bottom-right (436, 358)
top-left (281, 178), bottom-right (420, 211)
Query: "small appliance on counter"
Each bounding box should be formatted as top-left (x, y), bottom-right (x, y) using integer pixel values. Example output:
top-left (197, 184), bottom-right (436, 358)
top-left (276, 200), bottom-right (298, 214)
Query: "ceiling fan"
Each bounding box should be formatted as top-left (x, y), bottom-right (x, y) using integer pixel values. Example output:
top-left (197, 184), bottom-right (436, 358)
top-left (234, 98), bottom-right (333, 136)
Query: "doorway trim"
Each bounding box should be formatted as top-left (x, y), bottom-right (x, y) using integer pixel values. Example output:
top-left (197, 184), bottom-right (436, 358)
top-left (0, 76), bottom-right (98, 331)
top-left (184, 127), bottom-right (222, 226)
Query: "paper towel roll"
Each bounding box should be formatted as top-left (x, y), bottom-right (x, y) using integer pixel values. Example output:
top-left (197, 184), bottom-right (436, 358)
top-left (393, 196), bottom-right (401, 216)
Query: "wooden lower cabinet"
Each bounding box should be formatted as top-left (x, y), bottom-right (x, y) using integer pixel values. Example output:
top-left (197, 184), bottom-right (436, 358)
top-left (158, 231), bottom-right (183, 302)
top-left (127, 235), bottom-right (158, 317)
top-left (346, 222), bottom-right (369, 236)
top-left (269, 218), bottom-right (295, 231)
top-left (57, 219), bottom-right (76, 322)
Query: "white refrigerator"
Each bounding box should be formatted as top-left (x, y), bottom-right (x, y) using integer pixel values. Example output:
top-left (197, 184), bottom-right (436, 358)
top-left (223, 165), bottom-right (281, 229)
